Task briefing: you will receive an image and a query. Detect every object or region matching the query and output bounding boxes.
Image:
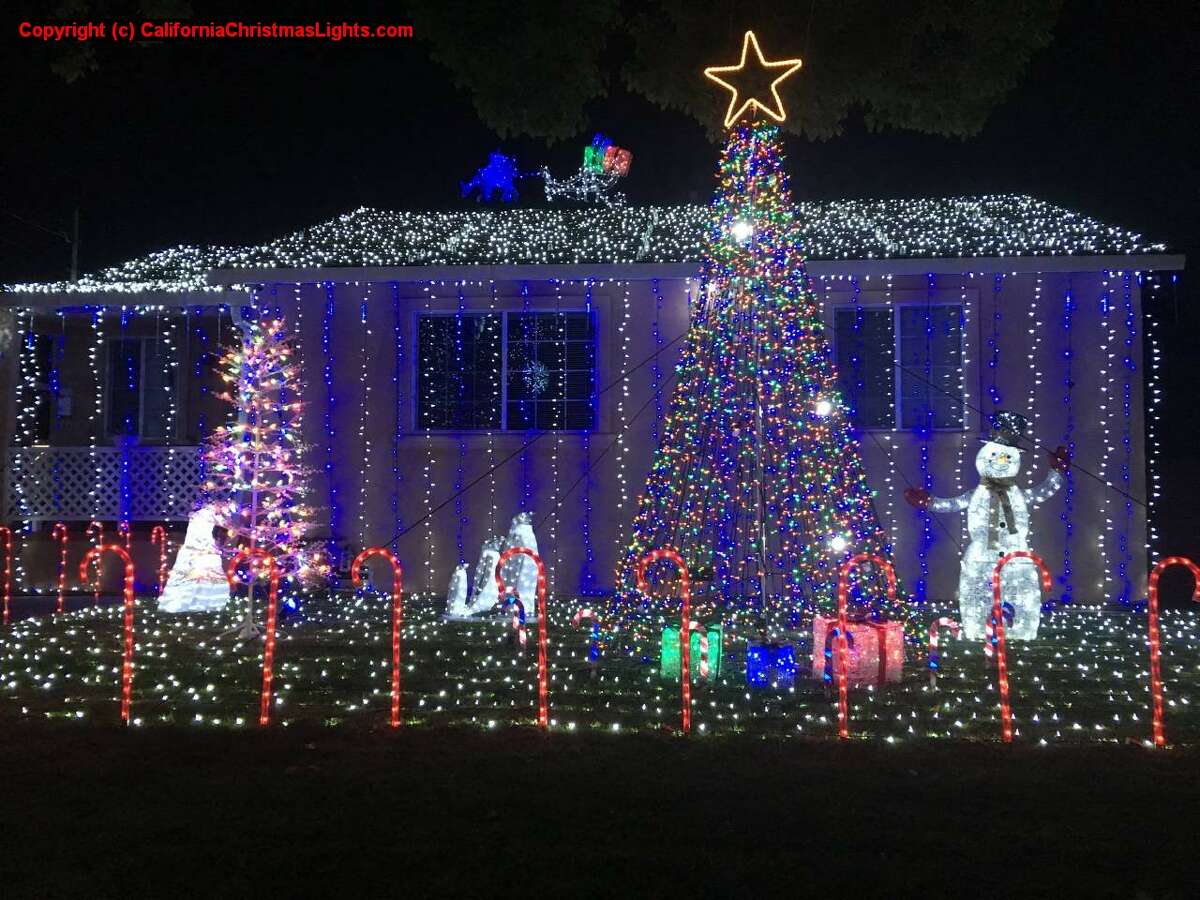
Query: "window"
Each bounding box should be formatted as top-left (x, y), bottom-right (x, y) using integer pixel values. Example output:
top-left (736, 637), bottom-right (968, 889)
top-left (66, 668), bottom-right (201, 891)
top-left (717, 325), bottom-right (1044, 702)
top-left (833, 304), bottom-right (964, 430)
top-left (834, 308), bottom-right (894, 429)
top-left (898, 305), bottom-right (965, 430)
top-left (416, 314), bottom-right (503, 429)
top-left (506, 312), bottom-right (596, 431)
top-left (416, 311), bottom-right (596, 431)
top-left (106, 337), bottom-right (174, 440)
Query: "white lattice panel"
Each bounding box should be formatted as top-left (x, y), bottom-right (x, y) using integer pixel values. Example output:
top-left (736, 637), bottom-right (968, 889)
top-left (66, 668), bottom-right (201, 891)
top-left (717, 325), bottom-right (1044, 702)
top-left (5, 446), bottom-right (202, 523)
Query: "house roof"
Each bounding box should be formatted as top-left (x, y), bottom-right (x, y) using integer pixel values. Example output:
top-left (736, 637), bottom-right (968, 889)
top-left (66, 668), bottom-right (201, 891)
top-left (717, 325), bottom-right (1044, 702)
top-left (4, 195), bottom-right (1169, 295)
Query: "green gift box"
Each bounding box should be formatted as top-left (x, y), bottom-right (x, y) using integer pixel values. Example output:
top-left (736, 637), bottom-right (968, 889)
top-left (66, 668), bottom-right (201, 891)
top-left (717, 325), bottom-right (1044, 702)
top-left (583, 143), bottom-right (607, 173)
top-left (660, 624), bottom-right (723, 682)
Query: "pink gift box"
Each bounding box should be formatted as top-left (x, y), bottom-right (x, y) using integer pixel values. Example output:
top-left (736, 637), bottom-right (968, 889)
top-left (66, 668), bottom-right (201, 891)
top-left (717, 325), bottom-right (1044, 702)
top-left (812, 616), bottom-right (904, 687)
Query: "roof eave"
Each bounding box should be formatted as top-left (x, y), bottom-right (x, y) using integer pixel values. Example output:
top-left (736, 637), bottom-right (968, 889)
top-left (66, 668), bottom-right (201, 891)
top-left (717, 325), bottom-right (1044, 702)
top-left (1, 252), bottom-right (1184, 307)
top-left (206, 252), bottom-right (1185, 287)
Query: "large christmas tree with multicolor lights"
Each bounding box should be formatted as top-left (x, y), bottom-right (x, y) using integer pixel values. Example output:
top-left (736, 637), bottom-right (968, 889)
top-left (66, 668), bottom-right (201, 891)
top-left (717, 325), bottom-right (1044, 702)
top-left (617, 32), bottom-right (898, 629)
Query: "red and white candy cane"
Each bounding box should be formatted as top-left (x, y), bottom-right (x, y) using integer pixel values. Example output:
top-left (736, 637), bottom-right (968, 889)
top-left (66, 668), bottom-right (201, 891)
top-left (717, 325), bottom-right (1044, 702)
top-left (51, 523), bottom-right (69, 614)
top-left (983, 603), bottom-right (1014, 661)
top-left (225, 549), bottom-right (280, 726)
top-left (1146, 556), bottom-right (1200, 748)
top-left (572, 607), bottom-right (600, 666)
top-left (835, 553), bottom-right (898, 740)
top-left (0, 526), bottom-right (12, 627)
top-left (150, 525), bottom-right (168, 596)
top-left (990, 551), bottom-right (1051, 743)
top-left (688, 621), bottom-right (710, 680)
top-left (350, 547), bottom-right (405, 729)
top-left (84, 520), bottom-right (103, 603)
top-left (494, 547), bottom-right (549, 728)
top-left (117, 520), bottom-right (131, 551)
top-left (928, 617), bottom-right (961, 688)
top-left (636, 548), bottom-right (694, 734)
top-left (78, 545), bottom-right (136, 723)
top-left (504, 596), bottom-right (528, 649)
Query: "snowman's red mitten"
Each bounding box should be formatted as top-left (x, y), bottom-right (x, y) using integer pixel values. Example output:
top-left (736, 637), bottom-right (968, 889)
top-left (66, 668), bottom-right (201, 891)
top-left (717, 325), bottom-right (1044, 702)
top-left (903, 487), bottom-right (931, 509)
top-left (1049, 445), bottom-right (1070, 474)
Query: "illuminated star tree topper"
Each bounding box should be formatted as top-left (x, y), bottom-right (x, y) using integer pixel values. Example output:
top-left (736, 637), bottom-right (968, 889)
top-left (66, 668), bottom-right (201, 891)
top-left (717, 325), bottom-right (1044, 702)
top-left (703, 30), bottom-right (803, 128)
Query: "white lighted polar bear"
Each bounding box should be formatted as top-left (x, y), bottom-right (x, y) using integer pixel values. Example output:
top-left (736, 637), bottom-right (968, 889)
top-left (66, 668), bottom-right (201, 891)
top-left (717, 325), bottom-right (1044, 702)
top-left (906, 411), bottom-right (1067, 641)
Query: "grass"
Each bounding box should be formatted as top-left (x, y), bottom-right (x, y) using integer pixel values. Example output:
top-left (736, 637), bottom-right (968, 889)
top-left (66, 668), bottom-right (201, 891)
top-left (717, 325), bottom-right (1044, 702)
top-left (2, 723), bottom-right (1199, 897)
top-left (3, 593), bottom-right (1200, 745)
top-left (3, 595), bottom-right (1200, 895)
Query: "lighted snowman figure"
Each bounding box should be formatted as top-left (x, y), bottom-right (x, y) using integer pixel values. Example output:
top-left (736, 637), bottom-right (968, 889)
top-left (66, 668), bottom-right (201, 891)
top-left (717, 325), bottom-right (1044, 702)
top-left (905, 411), bottom-right (1068, 641)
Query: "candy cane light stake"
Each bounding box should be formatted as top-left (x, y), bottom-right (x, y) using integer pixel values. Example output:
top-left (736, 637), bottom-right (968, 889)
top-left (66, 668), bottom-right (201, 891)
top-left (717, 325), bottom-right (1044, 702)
top-left (150, 525), bottom-right (168, 596)
top-left (928, 617), bottom-right (961, 688)
top-left (0, 526), bottom-right (12, 626)
top-left (495, 547), bottom-right (549, 728)
top-left (350, 548), bottom-right (405, 728)
top-left (225, 549), bottom-right (280, 726)
top-left (834, 553), bottom-right (898, 740)
top-left (84, 520), bottom-right (103, 604)
top-left (636, 548), bottom-right (694, 734)
top-left (78, 545), bottom-right (136, 722)
top-left (51, 523), bottom-right (69, 614)
top-left (990, 551), bottom-right (1051, 743)
top-left (572, 607), bottom-right (600, 669)
top-left (504, 596), bottom-right (528, 649)
top-left (1146, 556), bottom-right (1200, 748)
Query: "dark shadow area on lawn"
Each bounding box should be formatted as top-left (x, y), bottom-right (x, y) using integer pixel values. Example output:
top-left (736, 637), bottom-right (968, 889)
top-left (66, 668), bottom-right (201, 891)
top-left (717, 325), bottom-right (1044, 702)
top-left (2, 723), bottom-right (1198, 898)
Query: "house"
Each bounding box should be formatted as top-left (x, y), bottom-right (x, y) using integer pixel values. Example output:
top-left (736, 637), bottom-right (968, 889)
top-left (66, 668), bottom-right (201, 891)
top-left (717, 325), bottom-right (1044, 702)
top-left (0, 196), bottom-right (1183, 603)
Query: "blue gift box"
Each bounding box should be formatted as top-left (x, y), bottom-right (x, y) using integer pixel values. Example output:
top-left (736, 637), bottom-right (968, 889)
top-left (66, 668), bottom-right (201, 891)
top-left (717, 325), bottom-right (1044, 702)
top-left (746, 642), bottom-right (797, 688)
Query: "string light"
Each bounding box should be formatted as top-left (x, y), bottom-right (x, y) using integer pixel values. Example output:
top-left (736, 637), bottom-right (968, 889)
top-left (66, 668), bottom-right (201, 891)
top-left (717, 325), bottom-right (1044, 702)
top-left (6, 197), bottom-right (1166, 296)
top-left (616, 122), bottom-right (901, 654)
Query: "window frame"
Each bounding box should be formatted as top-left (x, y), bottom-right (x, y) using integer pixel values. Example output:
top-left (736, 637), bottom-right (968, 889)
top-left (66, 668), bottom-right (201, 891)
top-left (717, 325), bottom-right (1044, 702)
top-left (104, 335), bottom-right (175, 442)
top-left (413, 308), bottom-right (597, 433)
top-left (833, 301), bottom-right (967, 432)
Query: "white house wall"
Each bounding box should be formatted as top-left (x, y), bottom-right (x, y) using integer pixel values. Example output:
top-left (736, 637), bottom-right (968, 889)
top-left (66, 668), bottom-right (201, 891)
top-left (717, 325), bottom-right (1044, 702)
top-left (262, 269), bottom-right (1146, 605)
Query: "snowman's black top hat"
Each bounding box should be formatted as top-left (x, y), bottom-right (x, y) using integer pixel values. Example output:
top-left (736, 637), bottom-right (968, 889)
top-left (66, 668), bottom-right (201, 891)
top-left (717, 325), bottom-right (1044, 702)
top-left (987, 410), bottom-right (1029, 448)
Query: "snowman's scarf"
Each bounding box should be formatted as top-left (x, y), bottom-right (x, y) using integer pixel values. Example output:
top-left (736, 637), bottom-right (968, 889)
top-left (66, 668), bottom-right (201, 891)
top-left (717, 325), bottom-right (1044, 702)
top-left (981, 476), bottom-right (1019, 549)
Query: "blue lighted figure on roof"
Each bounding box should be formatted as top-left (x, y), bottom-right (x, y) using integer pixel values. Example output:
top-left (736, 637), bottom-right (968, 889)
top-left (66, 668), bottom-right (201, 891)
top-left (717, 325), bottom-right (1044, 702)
top-left (461, 151), bottom-right (521, 203)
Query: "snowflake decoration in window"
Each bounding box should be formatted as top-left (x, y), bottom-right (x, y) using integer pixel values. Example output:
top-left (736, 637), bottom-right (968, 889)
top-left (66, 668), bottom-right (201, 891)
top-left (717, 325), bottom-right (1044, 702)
top-left (523, 361), bottom-right (550, 397)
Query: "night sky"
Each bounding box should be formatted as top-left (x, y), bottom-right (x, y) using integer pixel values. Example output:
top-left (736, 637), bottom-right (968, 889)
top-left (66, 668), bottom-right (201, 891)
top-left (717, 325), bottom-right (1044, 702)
top-left (2, 1), bottom-right (1198, 555)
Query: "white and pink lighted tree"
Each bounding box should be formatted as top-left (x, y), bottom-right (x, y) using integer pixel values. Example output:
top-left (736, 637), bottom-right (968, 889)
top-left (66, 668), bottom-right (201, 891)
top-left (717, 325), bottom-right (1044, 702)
top-left (204, 316), bottom-right (325, 638)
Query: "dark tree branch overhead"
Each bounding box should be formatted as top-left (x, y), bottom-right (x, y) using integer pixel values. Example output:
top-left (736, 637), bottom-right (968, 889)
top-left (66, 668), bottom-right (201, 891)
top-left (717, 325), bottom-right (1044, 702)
top-left (412, 0), bottom-right (1064, 141)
